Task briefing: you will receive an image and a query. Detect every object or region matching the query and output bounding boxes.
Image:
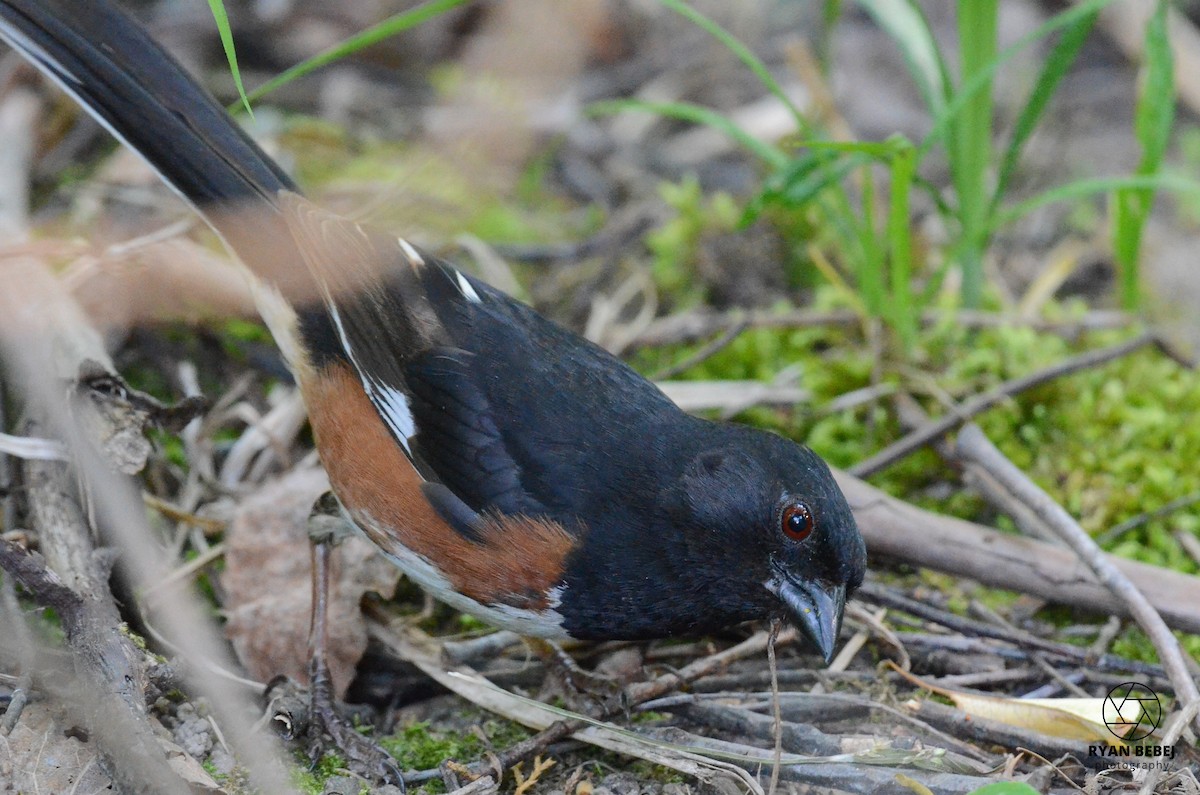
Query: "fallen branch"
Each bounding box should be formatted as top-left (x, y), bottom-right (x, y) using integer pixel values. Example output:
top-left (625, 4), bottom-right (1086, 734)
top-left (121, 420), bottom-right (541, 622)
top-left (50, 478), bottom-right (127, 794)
top-left (955, 424), bottom-right (1200, 734)
top-left (0, 511), bottom-right (187, 794)
top-left (834, 470), bottom-right (1200, 635)
top-left (641, 729), bottom-right (1003, 795)
top-left (0, 254), bottom-right (292, 792)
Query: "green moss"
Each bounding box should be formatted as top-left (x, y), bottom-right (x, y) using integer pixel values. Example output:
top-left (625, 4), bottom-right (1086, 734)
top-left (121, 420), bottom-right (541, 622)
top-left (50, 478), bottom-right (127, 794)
top-left (149, 429), bottom-right (188, 469)
top-left (479, 717), bottom-right (533, 749)
top-left (291, 750), bottom-right (350, 795)
top-left (626, 761), bottom-right (686, 784)
top-left (645, 177), bottom-right (743, 307)
top-left (457, 613), bottom-right (490, 632)
top-left (378, 721), bottom-right (484, 771)
top-left (369, 718), bottom-right (531, 794)
top-left (1110, 626), bottom-right (1200, 665)
top-left (219, 318), bottom-right (275, 359)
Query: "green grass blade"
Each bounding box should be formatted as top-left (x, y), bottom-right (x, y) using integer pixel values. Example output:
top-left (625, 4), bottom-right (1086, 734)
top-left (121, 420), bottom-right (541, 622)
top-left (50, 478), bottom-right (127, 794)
top-left (794, 139), bottom-right (899, 157)
top-left (952, 0), bottom-right (998, 308)
top-left (589, 99), bottom-right (788, 168)
top-left (918, 0), bottom-right (1116, 159)
top-left (887, 138), bottom-right (917, 348)
top-left (1113, 0), bottom-right (1175, 309)
top-left (207, 0), bottom-right (253, 117)
top-left (858, 163), bottom-right (885, 317)
top-left (242, 0), bottom-right (472, 106)
top-left (780, 154), bottom-right (865, 204)
top-left (1133, 3), bottom-right (1175, 161)
top-left (856, 0), bottom-right (951, 116)
top-left (965, 784), bottom-right (1043, 795)
top-left (654, 0), bottom-right (808, 132)
top-left (745, 150), bottom-right (862, 239)
top-left (992, 172), bottom-right (1200, 233)
top-left (991, 7), bottom-right (1098, 213)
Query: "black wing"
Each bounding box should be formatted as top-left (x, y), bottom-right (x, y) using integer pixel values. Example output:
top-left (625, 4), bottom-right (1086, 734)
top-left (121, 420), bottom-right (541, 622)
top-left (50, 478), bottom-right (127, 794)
top-left (291, 209), bottom-right (683, 528)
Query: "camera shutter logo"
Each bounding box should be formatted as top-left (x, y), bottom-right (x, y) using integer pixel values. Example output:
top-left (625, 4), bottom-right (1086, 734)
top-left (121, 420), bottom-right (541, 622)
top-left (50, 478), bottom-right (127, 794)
top-left (1103, 682), bottom-right (1161, 741)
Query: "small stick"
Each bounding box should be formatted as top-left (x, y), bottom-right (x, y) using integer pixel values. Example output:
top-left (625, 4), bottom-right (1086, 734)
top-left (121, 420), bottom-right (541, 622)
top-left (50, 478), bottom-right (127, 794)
top-left (1086, 616), bottom-right (1123, 661)
top-left (1097, 491), bottom-right (1200, 546)
top-left (1177, 529), bottom-right (1200, 567)
top-left (858, 582), bottom-right (1157, 673)
top-left (851, 333), bottom-right (1158, 478)
top-left (1137, 697), bottom-right (1200, 795)
top-left (955, 424), bottom-right (1200, 733)
top-left (906, 699), bottom-right (1082, 760)
top-left (632, 309), bottom-right (858, 348)
top-left (892, 392), bottom-right (1057, 543)
top-left (650, 320), bottom-right (748, 381)
top-left (766, 619), bottom-right (783, 795)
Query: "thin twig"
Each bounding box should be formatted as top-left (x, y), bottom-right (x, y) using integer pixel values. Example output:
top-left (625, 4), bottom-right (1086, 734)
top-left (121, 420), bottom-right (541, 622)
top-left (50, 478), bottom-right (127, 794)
top-left (143, 542), bottom-right (226, 596)
top-left (766, 619), bottom-right (782, 795)
top-left (955, 423), bottom-right (1200, 733)
top-left (892, 392), bottom-right (1057, 543)
top-left (1137, 697), bottom-right (1200, 795)
top-left (851, 333), bottom-right (1158, 478)
top-left (1176, 530), bottom-right (1200, 567)
top-left (650, 320), bottom-right (748, 381)
top-left (1097, 491), bottom-right (1200, 546)
top-left (857, 581), bottom-right (1166, 677)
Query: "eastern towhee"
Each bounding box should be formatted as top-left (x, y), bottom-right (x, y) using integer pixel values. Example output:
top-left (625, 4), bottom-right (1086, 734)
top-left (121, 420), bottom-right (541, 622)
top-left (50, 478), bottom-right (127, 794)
top-left (0, 0), bottom-right (866, 664)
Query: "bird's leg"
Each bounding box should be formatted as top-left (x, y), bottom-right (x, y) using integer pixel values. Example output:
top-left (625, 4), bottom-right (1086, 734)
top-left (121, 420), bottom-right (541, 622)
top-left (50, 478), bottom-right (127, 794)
top-left (305, 492), bottom-right (405, 788)
top-left (527, 638), bottom-right (626, 716)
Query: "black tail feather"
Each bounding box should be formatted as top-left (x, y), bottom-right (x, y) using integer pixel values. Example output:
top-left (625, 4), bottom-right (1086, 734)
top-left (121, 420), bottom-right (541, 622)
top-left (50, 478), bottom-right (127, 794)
top-left (0, 0), bottom-right (294, 209)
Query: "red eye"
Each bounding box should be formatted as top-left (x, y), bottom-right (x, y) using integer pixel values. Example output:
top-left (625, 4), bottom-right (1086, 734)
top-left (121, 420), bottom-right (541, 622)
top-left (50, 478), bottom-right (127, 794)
top-left (781, 502), bottom-right (815, 541)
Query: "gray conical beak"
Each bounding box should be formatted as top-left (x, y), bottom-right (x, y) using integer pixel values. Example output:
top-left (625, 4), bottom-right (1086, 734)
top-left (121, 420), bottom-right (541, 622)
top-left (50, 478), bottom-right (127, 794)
top-left (768, 577), bottom-right (847, 665)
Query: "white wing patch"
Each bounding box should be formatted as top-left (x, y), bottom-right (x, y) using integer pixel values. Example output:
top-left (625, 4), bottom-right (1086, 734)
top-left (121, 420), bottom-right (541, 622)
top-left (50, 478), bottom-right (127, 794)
top-left (369, 381), bottom-right (417, 450)
top-left (327, 305), bottom-right (416, 456)
top-left (455, 271), bottom-right (482, 304)
top-left (397, 237), bottom-right (424, 266)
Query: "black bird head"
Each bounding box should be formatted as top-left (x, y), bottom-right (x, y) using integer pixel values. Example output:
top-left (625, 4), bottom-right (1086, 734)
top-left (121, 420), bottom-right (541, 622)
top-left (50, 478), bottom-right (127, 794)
top-left (675, 424), bottom-right (866, 663)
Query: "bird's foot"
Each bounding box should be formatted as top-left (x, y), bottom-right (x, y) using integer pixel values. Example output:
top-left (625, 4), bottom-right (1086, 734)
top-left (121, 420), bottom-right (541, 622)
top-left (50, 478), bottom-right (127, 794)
top-left (534, 641), bottom-right (627, 716)
top-left (308, 656), bottom-right (405, 788)
top-left (264, 667), bottom-right (405, 789)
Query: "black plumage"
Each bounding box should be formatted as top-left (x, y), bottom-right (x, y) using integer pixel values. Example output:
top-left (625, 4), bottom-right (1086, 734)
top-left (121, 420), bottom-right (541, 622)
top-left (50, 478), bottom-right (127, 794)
top-left (0, 0), bottom-right (867, 660)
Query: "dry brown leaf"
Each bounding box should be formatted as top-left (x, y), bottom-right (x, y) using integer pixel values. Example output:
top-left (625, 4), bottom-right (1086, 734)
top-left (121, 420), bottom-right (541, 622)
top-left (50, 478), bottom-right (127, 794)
top-left (890, 663), bottom-right (1120, 743)
top-left (0, 702), bottom-right (114, 794)
top-left (222, 466), bottom-right (400, 697)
